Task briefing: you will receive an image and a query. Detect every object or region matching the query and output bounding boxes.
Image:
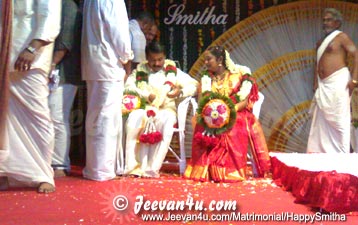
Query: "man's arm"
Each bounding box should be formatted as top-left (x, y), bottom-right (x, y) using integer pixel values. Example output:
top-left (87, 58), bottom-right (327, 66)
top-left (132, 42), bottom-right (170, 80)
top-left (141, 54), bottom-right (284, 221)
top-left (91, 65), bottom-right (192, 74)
top-left (15, 39), bottom-right (51, 72)
top-left (51, 0), bottom-right (80, 68)
top-left (170, 69), bottom-right (199, 98)
top-left (313, 40), bottom-right (322, 92)
top-left (15, 0), bottom-right (61, 72)
top-left (341, 33), bottom-right (358, 94)
top-left (101, 0), bottom-right (133, 73)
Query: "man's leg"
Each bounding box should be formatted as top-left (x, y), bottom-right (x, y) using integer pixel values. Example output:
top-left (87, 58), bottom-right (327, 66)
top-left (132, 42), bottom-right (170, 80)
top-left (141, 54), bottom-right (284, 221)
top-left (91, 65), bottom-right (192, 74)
top-left (83, 80), bottom-right (123, 181)
top-left (0, 69), bottom-right (55, 193)
top-left (49, 84), bottom-right (78, 177)
top-left (145, 110), bottom-right (176, 177)
top-left (124, 109), bottom-right (146, 176)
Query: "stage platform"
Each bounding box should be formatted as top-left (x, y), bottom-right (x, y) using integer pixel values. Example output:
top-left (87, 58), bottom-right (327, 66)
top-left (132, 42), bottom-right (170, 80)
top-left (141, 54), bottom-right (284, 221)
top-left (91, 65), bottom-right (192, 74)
top-left (270, 152), bottom-right (358, 214)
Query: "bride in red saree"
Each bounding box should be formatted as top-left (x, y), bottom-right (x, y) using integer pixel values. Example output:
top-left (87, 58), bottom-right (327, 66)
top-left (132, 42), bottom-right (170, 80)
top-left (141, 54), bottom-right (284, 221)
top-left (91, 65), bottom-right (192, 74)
top-left (184, 46), bottom-right (271, 182)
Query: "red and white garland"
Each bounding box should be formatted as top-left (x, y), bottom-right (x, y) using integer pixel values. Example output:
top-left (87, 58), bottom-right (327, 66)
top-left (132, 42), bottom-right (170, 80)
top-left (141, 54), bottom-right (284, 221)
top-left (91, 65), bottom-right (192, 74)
top-left (139, 109), bottom-right (162, 144)
top-left (135, 60), bottom-right (178, 145)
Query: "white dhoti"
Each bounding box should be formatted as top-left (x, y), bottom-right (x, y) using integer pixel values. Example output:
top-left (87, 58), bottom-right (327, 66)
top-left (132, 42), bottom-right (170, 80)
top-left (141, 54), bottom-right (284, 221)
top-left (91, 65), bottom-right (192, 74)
top-left (307, 67), bottom-right (351, 153)
top-left (0, 69), bottom-right (55, 187)
top-left (124, 109), bottom-right (177, 177)
top-left (83, 81), bottom-right (124, 181)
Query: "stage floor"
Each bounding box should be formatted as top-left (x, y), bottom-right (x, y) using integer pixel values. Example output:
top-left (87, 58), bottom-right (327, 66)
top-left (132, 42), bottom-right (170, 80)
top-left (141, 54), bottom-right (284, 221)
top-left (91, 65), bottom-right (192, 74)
top-left (0, 165), bottom-right (357, 225)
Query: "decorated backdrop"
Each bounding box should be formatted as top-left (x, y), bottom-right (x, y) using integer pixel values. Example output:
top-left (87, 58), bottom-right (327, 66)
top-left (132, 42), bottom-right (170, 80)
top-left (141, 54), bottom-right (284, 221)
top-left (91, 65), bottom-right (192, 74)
top-left (125, 0), bottom-right (357, 72)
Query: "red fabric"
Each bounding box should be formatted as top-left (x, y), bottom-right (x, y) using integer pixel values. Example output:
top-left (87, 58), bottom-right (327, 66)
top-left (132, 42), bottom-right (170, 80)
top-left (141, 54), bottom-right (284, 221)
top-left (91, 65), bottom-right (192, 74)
top-left (186, 109), bottom-right (271, 182)
top-left (271, 156), bottom-right (358, 213)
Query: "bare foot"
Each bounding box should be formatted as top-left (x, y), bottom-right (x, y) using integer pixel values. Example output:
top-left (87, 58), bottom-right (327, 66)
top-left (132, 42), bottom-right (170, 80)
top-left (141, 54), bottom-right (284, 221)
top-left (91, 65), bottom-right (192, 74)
top-left (0, 177), bottom-right (9, 190)
top-left (54, 169), bottom-right (67, 178)
top-left (38, 182), bottom-right (55, 194)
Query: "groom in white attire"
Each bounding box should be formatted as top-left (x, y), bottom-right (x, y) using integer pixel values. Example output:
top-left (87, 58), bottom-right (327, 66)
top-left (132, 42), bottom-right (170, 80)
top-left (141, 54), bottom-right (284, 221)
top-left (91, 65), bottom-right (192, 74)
top-left (124, 41), bottom-right (198, 178)
top-left (307, 8), bottom-right (358, 153)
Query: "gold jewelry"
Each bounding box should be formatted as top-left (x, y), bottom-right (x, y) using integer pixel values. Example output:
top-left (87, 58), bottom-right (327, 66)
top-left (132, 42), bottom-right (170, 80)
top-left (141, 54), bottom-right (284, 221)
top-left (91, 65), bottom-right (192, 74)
top-left (352, 79), bottom-right (358, 84)
top-left (214, 72), bottom-right (225, 82)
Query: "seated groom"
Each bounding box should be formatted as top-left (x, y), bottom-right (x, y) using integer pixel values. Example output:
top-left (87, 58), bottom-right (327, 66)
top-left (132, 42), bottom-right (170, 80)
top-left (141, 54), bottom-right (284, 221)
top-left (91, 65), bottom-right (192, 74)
top-left (124, 41), bottom-right (198, 178)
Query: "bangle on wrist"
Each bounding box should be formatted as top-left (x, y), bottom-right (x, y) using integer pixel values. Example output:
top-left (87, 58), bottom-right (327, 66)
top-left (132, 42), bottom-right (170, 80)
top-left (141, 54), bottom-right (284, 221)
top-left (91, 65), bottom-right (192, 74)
top-left (352, 79), bottom-right (358, 84)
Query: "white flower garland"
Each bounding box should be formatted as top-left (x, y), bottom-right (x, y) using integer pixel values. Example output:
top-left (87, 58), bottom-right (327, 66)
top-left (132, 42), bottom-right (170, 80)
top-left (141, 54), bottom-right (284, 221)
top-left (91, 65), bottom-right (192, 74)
top-left (183, 26), bottom-right (188, 71)
top-left (135, 60), bottom-right (178, 108)
top-left (169, 27), bottom-right (174, 60)
top-left (225, 50), bottom-right (251, 75)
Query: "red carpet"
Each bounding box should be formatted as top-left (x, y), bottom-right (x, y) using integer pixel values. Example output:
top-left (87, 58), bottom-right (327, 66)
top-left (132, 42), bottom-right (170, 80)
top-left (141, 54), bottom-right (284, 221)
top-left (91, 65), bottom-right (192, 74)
top-left (0, 166), bottom-right (357, 225)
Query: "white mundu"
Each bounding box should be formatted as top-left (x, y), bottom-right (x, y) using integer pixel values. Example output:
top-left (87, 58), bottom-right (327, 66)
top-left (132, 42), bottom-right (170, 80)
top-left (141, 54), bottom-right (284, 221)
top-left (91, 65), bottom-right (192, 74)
top-left (124, 61), bottom-right (198, 177)
top-left (307, 31), bottom-right (350, 153)
top-left (0, 0), bottom-right (61, 187)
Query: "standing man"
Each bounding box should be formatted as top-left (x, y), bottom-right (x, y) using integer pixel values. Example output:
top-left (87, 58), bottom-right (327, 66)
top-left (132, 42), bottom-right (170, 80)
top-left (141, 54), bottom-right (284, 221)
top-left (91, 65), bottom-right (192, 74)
top-left (0, 0), bottom-right (61, 193)
top-left (129, 11), bottom-right (155, 70)
top-left (145, 23), bottom-right (159, 46)
top-left (49, 0), bottom-right (83, 178)
top-left (124, 41), bottom-right (198, 178)
top-left (81, 0), bottom-right (133, 181)
top-left (307, 8), bottom-right (358, 153)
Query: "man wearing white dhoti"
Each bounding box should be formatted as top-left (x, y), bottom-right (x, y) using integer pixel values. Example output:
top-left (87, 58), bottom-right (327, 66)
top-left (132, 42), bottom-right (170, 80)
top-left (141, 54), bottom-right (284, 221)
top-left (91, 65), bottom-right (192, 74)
top-left (81, 0), bottom-right (133, 181)
top-left (307, 8), bottom-right (358, 153)
top-left (0, 0), bottom-right (61, 193)
top-left (124, 41), bottom-right (198, 178)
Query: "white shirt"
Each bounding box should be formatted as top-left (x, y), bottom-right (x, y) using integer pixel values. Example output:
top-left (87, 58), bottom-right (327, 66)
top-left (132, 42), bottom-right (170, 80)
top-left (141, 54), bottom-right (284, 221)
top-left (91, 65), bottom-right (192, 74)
top-left (81, 0), bottom-right (132, 81)
top-left (10, 0), bottom-right (61, 73)
top-left (129, 19), bottom-right (147, 63)
top-left (125, 61), bottom-right (198, 112)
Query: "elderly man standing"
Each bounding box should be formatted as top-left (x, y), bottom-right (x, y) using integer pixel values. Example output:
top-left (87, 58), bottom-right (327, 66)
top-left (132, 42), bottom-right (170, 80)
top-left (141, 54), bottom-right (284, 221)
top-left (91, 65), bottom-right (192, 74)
top-left (307, 8), bottom-right (358, 153)
top-left (81, 0), bottom-right (133, 181)
top-left (0, 0), bottom-right (61, 193)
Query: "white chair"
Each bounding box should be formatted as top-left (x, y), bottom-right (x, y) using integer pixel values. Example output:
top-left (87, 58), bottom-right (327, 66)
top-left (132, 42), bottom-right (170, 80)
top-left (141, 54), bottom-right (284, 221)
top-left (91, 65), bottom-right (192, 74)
top-left (163, 96), bottom-right (198, 174)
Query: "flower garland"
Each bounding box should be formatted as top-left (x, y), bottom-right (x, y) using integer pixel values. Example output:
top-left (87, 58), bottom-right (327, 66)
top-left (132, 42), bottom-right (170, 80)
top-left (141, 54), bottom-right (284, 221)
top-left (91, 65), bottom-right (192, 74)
top-left (197, 91), bottom-right (237, 135)
top-left (135, 60), bottom-right (177, 86)
top-left (197, 29), bottom-right (204, 55)
top-left (235, 0), bottom-right (241, 23)
top-left (133, 60), bottom-right (178, 145)
top-left (135, 71), bottom-right (149, 85)
top-left (139, 109), bottom-right (162, 144)
top-left (224, 50), bottom-right (251, 75)
top-left (122, 90), bottom-right (146, 118)
top-left (169, 27), bottom-right (174, 59)
top-left (183, 26), bottom-right (188, 71)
